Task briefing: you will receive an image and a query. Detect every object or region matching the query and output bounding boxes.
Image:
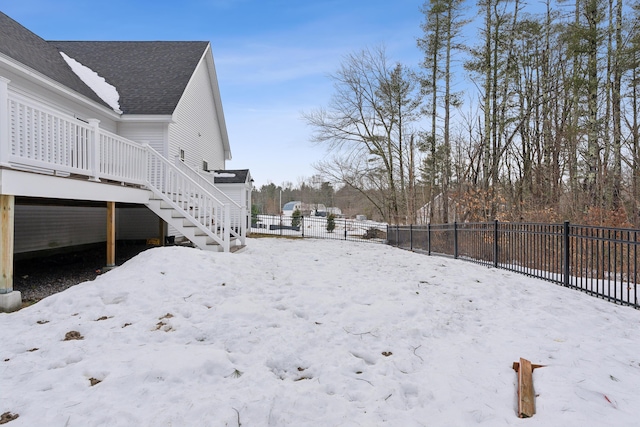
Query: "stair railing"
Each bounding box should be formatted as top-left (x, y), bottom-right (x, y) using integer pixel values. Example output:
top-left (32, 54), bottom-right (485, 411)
top-left (144, 144), bottom-right (231, 252)
top-left (173, 158), bottom-right (247, 245)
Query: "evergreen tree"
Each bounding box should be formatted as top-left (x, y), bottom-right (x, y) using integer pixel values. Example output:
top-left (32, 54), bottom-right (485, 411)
top-left (418, 0), bottom-right (466, 223)
top-left (291, 208), bottom-right (302, 228)
top-left (326, 214), bottom-right (336, 233)
top-left (251, 204), bottom-right (260, 226)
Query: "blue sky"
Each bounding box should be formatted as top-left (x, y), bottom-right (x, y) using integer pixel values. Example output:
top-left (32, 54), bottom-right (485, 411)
top-left (2, 0), bottom-right (427, 188)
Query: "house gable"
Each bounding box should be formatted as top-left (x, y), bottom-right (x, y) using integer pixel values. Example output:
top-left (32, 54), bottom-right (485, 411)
top-left (203, 46), bottom-right (231, 161)
top-left (169, 45), bottom-right (231, 171)
top-left (48, 41), bottom-right (230, 164)
top-left (49, 41), bottom-right (210, 115)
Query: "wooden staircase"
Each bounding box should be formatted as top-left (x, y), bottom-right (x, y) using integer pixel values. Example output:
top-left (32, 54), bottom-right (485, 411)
top-left (142, 145), bottom-right (242, 253)
top-left (146, 196), bottom-right (234, 252)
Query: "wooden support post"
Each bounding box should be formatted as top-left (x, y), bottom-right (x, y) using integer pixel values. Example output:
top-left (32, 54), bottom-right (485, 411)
top-left (513, 358), bottom-right (544, 418)
top-left (106, 201), bottom-right (116, 268)
top-left (1, 194), bottom-right (15, 292)
top-left (0, 194), bottom-right (21, 312)
top-left (158, 217), bottom-right (166, 246)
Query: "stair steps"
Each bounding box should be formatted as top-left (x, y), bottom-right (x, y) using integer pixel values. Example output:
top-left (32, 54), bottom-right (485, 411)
top-left (146, 196), bottom-right (235, 252)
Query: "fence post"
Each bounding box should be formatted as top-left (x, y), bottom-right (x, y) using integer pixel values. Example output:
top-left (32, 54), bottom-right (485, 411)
top-left (0, 77), bottom-right (10, 167)
top-left (301, 216), bottom-right (304, 238)
top-left (344, 218), bottom-right (347, 240)
top-left (563, 220), bottom-right (570, 287)
top-left (494, 219), bottom-right (499, 268)
top-left (410, 224), bottom-right (413, 251)
top-left (454, 221), bottom-right (459, 259)
top-left (396, 224), bottom-right (399, 247)
top-left (427, 223), bottom-right (431, 255)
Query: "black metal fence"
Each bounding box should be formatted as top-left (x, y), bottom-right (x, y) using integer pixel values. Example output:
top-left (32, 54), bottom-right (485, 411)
top-left (251, 214), bottom-right (388, 243)
top-left (388, 221), bottom-right (639, 309)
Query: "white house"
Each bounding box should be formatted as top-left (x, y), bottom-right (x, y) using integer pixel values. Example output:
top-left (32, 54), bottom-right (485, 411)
top-left (0, 12), bottom-right (251, 312)
top-left (282, 201), bottom-right (327, 217)
top-left (416, 193), bottom-right (457, 225)
top-left (282, 201), bottom-right (303, 216)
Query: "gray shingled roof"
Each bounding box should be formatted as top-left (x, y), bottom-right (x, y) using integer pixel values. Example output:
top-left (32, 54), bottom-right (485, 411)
top-left (213, 170), bottom-right (251, 184)
top-left (49, 41), bottom-right (209, 115)
top-left (0, 12), bottom-right (108, 108)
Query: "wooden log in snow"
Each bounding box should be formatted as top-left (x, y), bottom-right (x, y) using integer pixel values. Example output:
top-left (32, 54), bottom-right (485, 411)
top-left (512, 357), bottom-right (544, 418)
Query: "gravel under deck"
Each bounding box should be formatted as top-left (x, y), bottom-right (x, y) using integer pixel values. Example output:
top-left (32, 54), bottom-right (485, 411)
top-left (13, 242), bottom-right (151, 304)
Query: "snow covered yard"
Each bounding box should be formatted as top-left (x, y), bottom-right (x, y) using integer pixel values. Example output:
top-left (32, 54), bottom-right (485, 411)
top-left (1, 237), bottom-right (639, 427)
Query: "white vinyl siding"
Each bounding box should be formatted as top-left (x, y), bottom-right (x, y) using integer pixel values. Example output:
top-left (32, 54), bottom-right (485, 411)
top-left (14, 205), bottom-right (106, 253)
top-left (217, 183), bottom-right (244, 206)
top-left (215, 183), bottom-right (251, 228)
top-left (117, 122), bottom-right (168, 157)
top-left (14, 205), bottom-right (162, 253)
top-left (169, 58), bottom-right (225, 171)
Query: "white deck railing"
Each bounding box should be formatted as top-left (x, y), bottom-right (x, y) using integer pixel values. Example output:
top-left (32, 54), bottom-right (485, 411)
top-left (99, 127), bottom-right (147, 184)
top-left (0, 80), bottom-right (242, 251)
top-left (146, 146), bottom-right (231, 251)
top-left (5, 92), bottom-right (96, 176)
top-left (174, 158), bottom-right (247, 245)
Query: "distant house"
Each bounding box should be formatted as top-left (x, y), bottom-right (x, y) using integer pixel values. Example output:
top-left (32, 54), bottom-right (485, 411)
top-left (416, 194), bottom-right (457, 224)
top-left (0, 12), bottom-right (251, 311)
top-left (282, 201), bottom-right (327, 217)
top-left (326, 207), bottom-right (342, 216)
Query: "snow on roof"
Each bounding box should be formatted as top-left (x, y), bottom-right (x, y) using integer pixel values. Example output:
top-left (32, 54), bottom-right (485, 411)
top-left (60, 51), bottom-right (122, 114)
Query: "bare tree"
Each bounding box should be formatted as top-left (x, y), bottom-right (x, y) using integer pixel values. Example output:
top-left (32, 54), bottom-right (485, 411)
top-left (303, 46), bottom-right (422, 224)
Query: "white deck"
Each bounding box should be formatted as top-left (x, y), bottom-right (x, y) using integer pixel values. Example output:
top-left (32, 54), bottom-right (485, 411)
top-left (0, 78), bottom-right (247, 253)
